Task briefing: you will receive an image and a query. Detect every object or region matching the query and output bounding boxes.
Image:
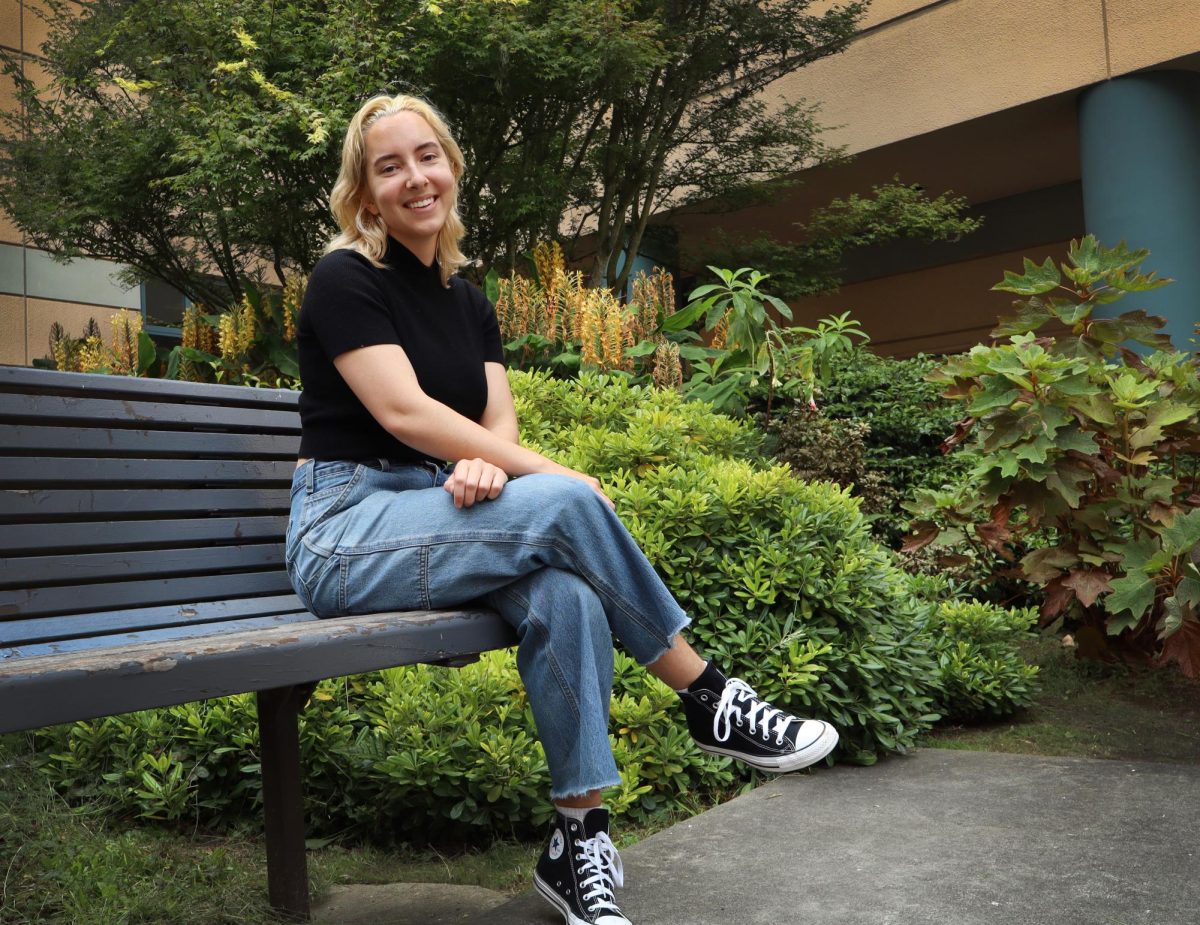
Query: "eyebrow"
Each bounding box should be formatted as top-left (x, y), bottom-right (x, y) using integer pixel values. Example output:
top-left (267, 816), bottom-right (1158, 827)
top-left (372, 141), bottom-right (440, 167)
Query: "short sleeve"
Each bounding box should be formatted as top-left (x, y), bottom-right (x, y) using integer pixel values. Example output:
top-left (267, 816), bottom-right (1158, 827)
top-left (301, 250), bottom-right (400, 360)
top-left (470, 281), bottom-right (505, 365)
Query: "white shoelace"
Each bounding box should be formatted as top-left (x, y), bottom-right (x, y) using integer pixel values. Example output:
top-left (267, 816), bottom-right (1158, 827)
top-left (575, 830), bottom-right (624, 915)
top-left (713, 678), bottom-right (795, 746)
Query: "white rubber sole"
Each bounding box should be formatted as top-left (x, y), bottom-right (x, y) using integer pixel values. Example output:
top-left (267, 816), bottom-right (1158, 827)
top-left (534, 873), bottom-right (631, 925)
top-left (697, 721), bottom-right (840, 772)
top-left (534, 873), bottom-right (588, 925)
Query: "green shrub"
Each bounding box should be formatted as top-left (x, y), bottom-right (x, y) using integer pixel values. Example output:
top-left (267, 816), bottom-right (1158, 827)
top-left (907, 237), bottom-right (1200, 675)
top-left (814, 349), bottom-right (965, 505)
top-left (927, 599), bottom-right (1040, 721)
top-left (24, 371), bottom-right (1035, 841)
top-left (765, 411), bottom-right (898, 519)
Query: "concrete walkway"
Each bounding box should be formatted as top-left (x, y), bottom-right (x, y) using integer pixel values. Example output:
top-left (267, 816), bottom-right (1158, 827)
top-left (468, 749), bottom-right (1200, 925)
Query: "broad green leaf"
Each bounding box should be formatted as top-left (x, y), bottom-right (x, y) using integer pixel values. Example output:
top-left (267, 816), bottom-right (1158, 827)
top-left (1160, 509), bottom-right (1200, 556)
top-left (1176, 574), bottom-right (1200, 608)
top-left (660, 300), bottom-right (707, 332)
top-left (1069, 236), bottom-right (1148, 278)
top-left (1161, 596), bottom-right (1184, 637)
top-left (137, 330), bottom-right (157, 376)
top-left (164, 345), bottom-right (182, 381)
top-left (1145, 401), bottom-right (1196, 430)
top-left (992, 257), bottom-right (1061, 295)
top-left (484, 267), bottom-right (500, 305)
top-left (1104, 572), bottom-right (1156, 624)
top-left (1110, 269), bottom-right (1172, 293)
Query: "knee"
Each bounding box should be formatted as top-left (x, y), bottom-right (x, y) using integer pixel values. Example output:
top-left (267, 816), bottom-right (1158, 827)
top-left (516, 473), bottom-right (606, 520)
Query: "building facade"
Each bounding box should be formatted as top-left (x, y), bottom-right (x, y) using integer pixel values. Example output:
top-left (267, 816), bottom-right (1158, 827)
top-left (3, 0), bottom-right (1199, 364)
top-left (672, 0), bottom-right (1200, 355)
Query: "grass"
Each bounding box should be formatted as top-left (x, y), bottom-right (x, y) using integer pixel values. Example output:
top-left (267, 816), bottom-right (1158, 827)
top-left (0, 746), bottom-right (721, 925)
top-left (922, 633), bottom-right (1200, 764)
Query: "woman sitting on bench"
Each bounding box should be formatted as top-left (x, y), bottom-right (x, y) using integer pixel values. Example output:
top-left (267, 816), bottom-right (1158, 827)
top-left (286, 92), bottom-right (838, 925)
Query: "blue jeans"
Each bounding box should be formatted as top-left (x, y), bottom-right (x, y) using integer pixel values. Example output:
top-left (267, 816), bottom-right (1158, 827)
top-left (285, 460), bottom-right (691, 799)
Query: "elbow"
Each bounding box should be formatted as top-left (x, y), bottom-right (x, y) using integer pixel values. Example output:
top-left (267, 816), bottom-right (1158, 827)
top-left (379, 396), bottom-right (435, 445)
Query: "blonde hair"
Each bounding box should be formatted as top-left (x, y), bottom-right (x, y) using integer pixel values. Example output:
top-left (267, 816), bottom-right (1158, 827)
top-left (326, 94), bottom-right (468, 287)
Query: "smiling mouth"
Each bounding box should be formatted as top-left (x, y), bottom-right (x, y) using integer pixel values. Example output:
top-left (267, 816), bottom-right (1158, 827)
top-left (405, 196), bottom-right (436, 210)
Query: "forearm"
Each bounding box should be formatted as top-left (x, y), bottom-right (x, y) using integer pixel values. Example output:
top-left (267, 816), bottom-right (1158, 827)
top-left (388, 395), bottom-right (556, 475)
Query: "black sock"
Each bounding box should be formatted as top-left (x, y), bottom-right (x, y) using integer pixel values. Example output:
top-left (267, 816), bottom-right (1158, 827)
top-left (681, 660), bottom-right (727, 696)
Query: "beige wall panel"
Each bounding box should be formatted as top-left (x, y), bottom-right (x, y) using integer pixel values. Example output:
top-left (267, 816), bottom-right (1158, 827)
top-left (0, 58), bottom-right (19, 115)
top-left (0, 210), bottom-right (20, 244)
top-left (0, 0), bottom-right (20, 52)
top-left (23, 0), bottom-right (56, 57)
top-left (772, 0), bottom-right (1108, 157)
top-left (25, 297), bottom-right (136, 366)
top-left (23, 56), bottom-right (52, 95)
top-left (0, 292), bottom-right (25, 366)
top-left (1106, 0), bottom-right (1200, 75)
top-left (812, 0), bottom-right (936, 31)
top-left (790, 241), bottom-right (1073, 357)
top-left (858, 0), bottom-right (940, 31)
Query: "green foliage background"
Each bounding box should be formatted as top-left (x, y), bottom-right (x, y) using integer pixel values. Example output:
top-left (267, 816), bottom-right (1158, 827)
top-left (22, 372), bottom-right (1037, 842)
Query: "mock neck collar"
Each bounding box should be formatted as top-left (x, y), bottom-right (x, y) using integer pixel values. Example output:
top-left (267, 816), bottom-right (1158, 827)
top-left (384, 235), bottom-right (441, 281)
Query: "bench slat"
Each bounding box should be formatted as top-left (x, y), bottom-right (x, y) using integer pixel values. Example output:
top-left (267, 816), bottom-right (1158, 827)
top-left (0, 543), bottom-right (285, 590)
top-left (0, 609), bottom-right (518, 733)
top-left (0, 516), bottom-right (287, 554)
top-left (0, 393), bottom-right (301, 432)
top-left (0, 572), bottom-right (294, 620)
top-left (4, 611), bottom-right (315, 658)
top-left (0, 457), bottom-right (294, 487)
top-left (0, 488), bottom-right (291, 519)
top-left (0, 593), bottom-right (307, 646)
top-left (0, 364), bottom-right (300, 409)
top-left (3, 424), bottom-right (299, 458)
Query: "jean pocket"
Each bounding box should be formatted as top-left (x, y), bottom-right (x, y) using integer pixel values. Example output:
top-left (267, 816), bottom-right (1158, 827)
top-left (296, 464), bottom-right (363, 532)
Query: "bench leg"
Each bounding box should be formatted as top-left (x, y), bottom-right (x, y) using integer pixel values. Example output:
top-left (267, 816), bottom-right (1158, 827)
top-left (257, 685), bottom-right (313, 921)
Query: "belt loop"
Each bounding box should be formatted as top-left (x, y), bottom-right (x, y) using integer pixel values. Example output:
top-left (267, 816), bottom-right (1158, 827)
top-left (378, 457), bottom-right (391, 472)
top-left (305, 460), bottom-right (315, 494)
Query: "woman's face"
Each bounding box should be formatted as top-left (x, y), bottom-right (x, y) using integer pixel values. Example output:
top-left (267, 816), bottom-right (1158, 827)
top-left (362, 111), bottom-right (455, 264)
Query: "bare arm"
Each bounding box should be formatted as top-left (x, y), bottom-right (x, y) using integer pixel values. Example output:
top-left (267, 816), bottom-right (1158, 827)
top-left (331, 342), bottom-right (614, 510)
top-left (479, 361), bottom-right (520, 444)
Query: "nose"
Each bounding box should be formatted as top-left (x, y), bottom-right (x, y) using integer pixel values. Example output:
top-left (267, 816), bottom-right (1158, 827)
top-left (406, 165), bottom-right (427, 188)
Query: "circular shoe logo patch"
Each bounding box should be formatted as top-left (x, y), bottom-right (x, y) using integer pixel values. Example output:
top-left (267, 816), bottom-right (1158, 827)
top-left (549, 830), bottom-right (565, 860)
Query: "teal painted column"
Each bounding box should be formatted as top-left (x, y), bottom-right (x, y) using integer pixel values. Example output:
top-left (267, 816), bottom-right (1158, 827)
top-left (1078, 71), bottom-right (1200, 350)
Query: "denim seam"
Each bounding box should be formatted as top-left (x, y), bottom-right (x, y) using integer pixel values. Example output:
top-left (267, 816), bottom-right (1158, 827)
top-left (419, 545), bottom-right (431, 611)
top-left (497, 584), bottom-right (581, 725)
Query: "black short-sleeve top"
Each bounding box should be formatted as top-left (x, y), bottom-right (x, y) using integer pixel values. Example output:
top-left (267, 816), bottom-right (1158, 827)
top-left (296, 236), bottom-right (505, 463)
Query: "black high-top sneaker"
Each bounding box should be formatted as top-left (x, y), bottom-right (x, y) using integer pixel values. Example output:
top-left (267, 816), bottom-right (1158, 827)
top-left (534, 807), bottom-right (631, 925)
top-left (679, 662), bottom-right (839, 772)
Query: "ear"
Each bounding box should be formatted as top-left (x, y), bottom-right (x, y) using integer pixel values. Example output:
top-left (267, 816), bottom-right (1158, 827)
top-left (364, 201), bottom-right (379, 216)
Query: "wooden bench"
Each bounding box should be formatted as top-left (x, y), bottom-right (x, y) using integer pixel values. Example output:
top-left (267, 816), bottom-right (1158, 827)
top-left (0, 364), bottom-right (517, 920)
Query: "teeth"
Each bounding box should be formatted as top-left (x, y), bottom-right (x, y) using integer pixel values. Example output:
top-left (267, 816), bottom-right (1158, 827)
top-left (407, 197), bottom-right (434, 209)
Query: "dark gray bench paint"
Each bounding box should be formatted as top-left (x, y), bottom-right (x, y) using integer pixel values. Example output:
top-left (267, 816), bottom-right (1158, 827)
top-left (0, 364), bottom-right (516, 920)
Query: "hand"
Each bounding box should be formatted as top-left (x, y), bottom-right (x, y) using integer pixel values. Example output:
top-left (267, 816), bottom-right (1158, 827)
top-left (444, 457), bottom-right (508, 509)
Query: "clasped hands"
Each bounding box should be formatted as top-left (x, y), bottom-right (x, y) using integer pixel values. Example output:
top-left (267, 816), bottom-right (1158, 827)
top-left (443, 457), bottom-right (614, 510)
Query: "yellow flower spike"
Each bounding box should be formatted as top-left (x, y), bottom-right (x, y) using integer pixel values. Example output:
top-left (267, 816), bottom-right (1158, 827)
top-left (217, 312), bottom-right (238, 360)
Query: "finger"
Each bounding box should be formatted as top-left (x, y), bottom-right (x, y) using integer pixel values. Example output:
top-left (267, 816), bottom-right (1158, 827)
top-left (461, 459), bottom-right (485, 508)
top-left (486, 469), bottom-right (507, 500)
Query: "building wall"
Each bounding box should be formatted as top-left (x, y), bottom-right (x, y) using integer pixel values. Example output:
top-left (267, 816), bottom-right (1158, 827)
top-left (0, 0), bottom-right (144, 368)
top-left (673, 0), bottom-right (1200, 356)
top-left (3, 0), bottom-right (1198, 363)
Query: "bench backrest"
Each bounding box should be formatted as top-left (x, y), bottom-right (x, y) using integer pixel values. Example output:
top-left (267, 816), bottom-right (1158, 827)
top-left (0, 365), bottom-right (304, 655)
